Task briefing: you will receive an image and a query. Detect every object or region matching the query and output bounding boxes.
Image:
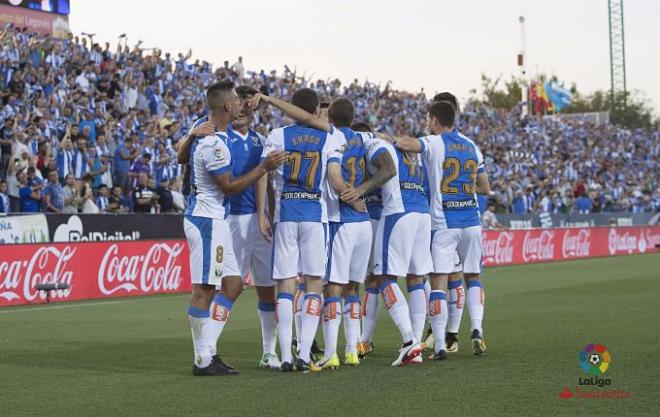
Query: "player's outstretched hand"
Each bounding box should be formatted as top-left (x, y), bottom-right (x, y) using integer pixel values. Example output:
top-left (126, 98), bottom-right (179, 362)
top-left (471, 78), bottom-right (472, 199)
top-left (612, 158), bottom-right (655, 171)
top-left (190, 121), bottom-right (215, 138)
top-left (249, 93), bottom-right (270, 110)
top-left (340, 185), bottom-right (364, 203)
top-left (263, 150), bottom-right (288, 171)
top-left (259, 214), bottom-right (273, 242)
top-left (350, 199), bottom-right (367, 213)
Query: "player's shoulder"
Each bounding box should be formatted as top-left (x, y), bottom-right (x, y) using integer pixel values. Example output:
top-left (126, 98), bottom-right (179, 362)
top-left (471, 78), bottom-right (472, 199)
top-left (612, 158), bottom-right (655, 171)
top-left (191, 115), bottom-right (208, 128)
top-left (455, 130), bottom-right (479, 148)
top-left (364, 135), bottom-right (394, 155)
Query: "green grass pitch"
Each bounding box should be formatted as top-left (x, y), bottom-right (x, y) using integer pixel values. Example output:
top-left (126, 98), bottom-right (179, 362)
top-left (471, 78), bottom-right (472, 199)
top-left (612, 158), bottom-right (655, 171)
top-left (2, 254), bottom-right (659, 417)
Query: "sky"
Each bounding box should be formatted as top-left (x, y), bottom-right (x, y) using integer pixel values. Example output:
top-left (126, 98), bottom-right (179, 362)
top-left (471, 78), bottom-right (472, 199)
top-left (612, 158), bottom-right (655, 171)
top-left (69, 0), bottom-right (660, 112)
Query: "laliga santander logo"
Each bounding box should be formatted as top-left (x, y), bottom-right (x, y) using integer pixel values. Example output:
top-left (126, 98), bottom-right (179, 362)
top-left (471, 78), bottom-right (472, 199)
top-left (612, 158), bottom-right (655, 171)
top-left (98, 242), bottom-right (184, 295)
top-left (522, 230), bottom-right (555, 262)
top-left (579, 343), bottom-right (611, 376)
top-left (0, 246), bottom-right (75, 302)
top-left (607, 228), bottom-right (643, 256)
top-left (481, 232), bottom-right (514, 265)
top-left (562, 228), bottom-right (591, 259)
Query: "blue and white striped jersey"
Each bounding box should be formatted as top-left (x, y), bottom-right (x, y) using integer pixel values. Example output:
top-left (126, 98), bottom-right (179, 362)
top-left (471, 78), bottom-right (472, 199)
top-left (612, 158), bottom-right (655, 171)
top-left (184, 132), bottom-right (232, 219)
top-left (326, 127), bottom-right (370, 223)
top-left (227, 125), bottom-right (265, 215)
top-left (262, 124), bottom-right (344, 223)
top-left (418, 131), bottom-right (485, 229)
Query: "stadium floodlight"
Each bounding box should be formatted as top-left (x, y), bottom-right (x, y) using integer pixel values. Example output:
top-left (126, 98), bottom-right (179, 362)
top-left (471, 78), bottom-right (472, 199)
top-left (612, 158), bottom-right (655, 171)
top-left (608, 0), bottom-right (627, 108)
top-left (35, 283), bottom-right (71, 303)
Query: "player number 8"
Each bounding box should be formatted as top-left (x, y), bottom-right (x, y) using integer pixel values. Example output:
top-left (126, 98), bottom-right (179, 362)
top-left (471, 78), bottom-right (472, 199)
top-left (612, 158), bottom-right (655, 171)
top-left (216, 246), bottom-right (224, 263)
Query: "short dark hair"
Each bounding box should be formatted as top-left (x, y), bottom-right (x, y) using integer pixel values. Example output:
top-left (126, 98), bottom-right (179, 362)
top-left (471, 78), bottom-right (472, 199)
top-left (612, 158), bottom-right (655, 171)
top-left (328, 98), bottom-right (354, 128)
top-left (428, 101), bottom-right (455, 129)
top-left (99, 184), bottom-right (108, 190)
top-left (350, 121), bottom-right (372, 133)
top-left (320, 102), bottom-right (330, 109)
top-left (432, 92), bottom-right (459, 112)
top-left (291, 88), bottom-right (319, 114)
top-left (206, 80), bottom-right (234, 111)
top-left (236, 85), bottom-right (258, 98)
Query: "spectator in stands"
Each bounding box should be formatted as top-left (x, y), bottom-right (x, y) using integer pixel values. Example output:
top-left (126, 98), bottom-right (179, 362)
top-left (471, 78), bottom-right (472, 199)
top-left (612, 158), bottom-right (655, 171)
top-left (170, 176), bottom-right (185, 213)
top-left (511, 190), bottom-right (528, 214)
top-left (6, 160), bottom-right (25, 212)
top-left (133, 172), bottom-right (157, 213)
top-left (108, 185), bottom-right (129, 213)
top-left (18, 170), bottom-right (43, 212)
top-left (156, 177), bottom-right (174, 213)
top-left (80, 183), bottom-right (99, 213)
top-left (0, 118), bottom-right (15, 179)
top-left (0, 180), bottom-right (9, 214)
top-left (130, 152), bottom-right (152, 187)
top-left (86, 146), bottom-right (105, 191)
top-left (95, 184), bottom-right (110, 213)
top-left (61, 173), bottom-right (79, 214)
top-left (114, 135), bottom-right (139, 192)
top-left (43, 170), bottom-right (65, 213)
top-left (482, 201), bottom-right (504, 229)
top-left (575, 193), bottom-right (593, 214)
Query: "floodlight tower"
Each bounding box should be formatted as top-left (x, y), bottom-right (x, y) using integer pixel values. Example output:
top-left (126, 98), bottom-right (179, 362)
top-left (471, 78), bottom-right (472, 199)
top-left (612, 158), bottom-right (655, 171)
top-left (517, 16), bottom-right (529, 117)
top-left (608, 0), bottom-right (627, 108)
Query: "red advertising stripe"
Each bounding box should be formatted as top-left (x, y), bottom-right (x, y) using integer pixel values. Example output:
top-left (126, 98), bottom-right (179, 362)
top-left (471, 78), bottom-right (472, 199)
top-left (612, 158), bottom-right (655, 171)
top-left (482, 226), bottom-right (660, 267)
top-left (1, 227), bottom-right (658, 307)
top-left (0, 240), bottom-right (190, 307)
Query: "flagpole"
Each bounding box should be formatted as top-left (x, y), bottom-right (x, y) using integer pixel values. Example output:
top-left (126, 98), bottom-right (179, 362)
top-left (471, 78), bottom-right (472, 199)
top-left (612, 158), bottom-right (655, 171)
top-left (518, 16), bottom-right (529, 118)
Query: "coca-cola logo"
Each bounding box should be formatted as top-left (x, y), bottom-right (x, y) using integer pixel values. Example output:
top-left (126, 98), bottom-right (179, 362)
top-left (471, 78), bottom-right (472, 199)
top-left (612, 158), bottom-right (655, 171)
top-left (562, 228), bottom-right (591, 259)
top-left (98, 242), bottom-right (184, 295)
top-left (0, 246), bottom-right (75, 302)
top-left (482, 232), bottom-right (514, 265)
top-left (522, 230), bottom-right (555, 262)
top-left (608, 229), bottom-right (638, 255)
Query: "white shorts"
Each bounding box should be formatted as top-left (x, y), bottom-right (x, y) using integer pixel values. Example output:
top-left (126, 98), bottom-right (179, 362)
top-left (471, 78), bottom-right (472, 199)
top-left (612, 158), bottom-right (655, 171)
top-left (327, 221), bottom-right (372, 284)
top-left (367, 218), bottom-right (379, 274)
top-left (184, 215), bottom-right (241, 286)
top-left (431, 225), bottom-right (482, 274)
top-left (373, 212), bottom-right (432, 277)
top-left (228, 213), bottom-right (274, 287)
top-left (272, 221), bottom-right (328, 279)
top-left (452, 252), bottom-right (463, 274)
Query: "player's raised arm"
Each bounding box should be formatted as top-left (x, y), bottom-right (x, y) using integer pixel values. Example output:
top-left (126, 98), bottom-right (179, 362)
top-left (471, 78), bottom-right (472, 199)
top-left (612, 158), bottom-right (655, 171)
top-left (393, 135), bottom-right (422, 153)
top-left (341, 148), bottom-right (396, 204)
top-left (176, 121), bottom-right (215, 164)
top-left (252, 93), bottom-right (331, 132)
top-left (214, 150), bottom-right (287, 196)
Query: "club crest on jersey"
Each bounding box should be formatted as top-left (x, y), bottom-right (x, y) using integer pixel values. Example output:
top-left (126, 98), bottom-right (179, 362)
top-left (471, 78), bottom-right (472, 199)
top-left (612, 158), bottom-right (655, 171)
top-left (214, 147), bottom-right (227, 163)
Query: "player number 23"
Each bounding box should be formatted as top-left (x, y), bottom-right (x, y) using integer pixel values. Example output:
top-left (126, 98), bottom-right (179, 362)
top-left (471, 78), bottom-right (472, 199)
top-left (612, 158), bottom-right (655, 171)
top-left (441, 158), bottom-right (478, 194)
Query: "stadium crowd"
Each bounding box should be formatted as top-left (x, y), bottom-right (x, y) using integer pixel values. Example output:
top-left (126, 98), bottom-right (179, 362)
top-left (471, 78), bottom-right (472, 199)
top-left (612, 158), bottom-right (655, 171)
top-left (0, 27), bottom-right (658, 215)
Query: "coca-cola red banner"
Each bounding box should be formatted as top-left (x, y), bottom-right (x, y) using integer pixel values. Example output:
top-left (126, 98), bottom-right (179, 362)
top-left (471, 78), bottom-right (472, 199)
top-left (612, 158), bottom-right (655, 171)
top-left (0, 240), bottom-right (190, 307)
top-left (482, 226), bottom-right (660, 267)
top-left (1, 226), bottom-right (658, 307)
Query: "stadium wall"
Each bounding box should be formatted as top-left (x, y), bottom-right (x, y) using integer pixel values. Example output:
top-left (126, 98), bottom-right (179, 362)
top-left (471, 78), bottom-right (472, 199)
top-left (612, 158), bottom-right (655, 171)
top-left (0, 224), bottom-right (658, 307)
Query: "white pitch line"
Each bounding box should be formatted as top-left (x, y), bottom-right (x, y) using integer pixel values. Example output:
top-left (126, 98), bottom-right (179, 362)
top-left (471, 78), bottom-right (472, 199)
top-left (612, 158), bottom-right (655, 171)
top-left (0, 299), bottom-right (128, 314)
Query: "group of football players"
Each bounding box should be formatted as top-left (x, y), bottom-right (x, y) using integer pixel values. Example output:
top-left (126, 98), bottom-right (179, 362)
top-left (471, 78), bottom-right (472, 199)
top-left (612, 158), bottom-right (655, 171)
top-left (177, 79), bottom-right (490, 376)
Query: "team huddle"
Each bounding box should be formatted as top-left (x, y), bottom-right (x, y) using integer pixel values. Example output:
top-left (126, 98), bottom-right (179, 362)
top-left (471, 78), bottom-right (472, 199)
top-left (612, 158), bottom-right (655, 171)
top-left (178, 80), bottom-right (491, 375)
